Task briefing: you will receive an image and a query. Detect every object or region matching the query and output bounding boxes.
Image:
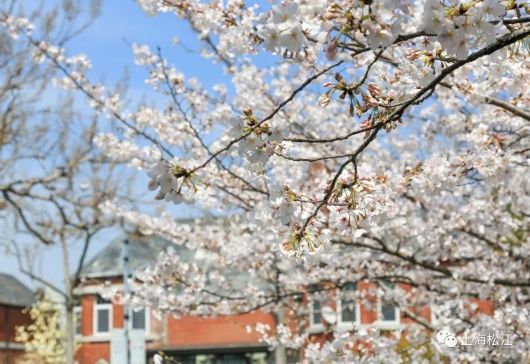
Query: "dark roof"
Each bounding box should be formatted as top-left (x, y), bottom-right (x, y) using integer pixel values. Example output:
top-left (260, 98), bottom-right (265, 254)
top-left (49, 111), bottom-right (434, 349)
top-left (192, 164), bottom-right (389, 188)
top-left (81, 216), bottom-right (274, 294)
top-left (0, 273), bottom-right (35, 307)
top-left (80, 234), bottom-right (177, 278)
top-left (79, 216), bottom-right (224, 279)
top-left (80, 221), bottom-right (273, 293)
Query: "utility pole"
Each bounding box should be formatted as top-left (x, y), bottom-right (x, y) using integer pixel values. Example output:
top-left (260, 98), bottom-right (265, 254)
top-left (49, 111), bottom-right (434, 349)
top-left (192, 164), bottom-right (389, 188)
top-left (123, 237), bottom-right (131, 363)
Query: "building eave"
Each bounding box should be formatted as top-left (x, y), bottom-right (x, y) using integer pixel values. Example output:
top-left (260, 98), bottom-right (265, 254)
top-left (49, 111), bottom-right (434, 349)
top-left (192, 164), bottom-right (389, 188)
top-left (146, 342), bottom-right (269, 355)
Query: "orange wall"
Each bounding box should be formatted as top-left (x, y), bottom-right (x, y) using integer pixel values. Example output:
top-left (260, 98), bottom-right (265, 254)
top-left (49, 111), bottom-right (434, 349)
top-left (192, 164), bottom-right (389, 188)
top-left (80, 295), bottom-right (94, 337)
top-left (358, 281), bottom-right (378, 324)
top-left (167, 311), bottom-right (275, 346)
top-left (76, 341), bottom-right (110, 364)
top-left (471, 298), bottom-right (494, 316)
top-left (114, 303), bottom-right (124, 329)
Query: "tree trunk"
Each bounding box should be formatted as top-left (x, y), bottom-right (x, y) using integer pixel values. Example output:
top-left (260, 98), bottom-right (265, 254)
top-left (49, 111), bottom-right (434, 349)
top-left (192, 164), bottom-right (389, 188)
top-left (65, 303), bottom-right (74, 364)
top-left (61, 236), bottom-right (75, 364)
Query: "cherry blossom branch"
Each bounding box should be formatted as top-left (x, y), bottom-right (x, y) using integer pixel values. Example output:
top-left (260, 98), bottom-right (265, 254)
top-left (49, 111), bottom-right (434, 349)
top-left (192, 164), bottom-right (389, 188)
top-left (274, 151), bottom-right (351, 162)
top-left (355, 49), bottom-right (384, 89)
top-left (295, 26), bottom-right (530, 236)
top-left (296, 126), bottom-right (380, 236)
top-left (339, 236), bottom-right (530, 288)
top-left (284, 122), bottom-right (380, 143)
top-left (500, 16), bottom-right (530, 24)
top-left (440, 81), bottom-right (530, 122)
top-left (22, 35), bottom-right (175, 159)
top-left (484, 96), bottom-right (530, 122)
top-left (189, 61), bottom-right (344, 173)
top-left (289, 27), bottom-right (529, 146)
top-left (157, 49), bottom-right (268, 200)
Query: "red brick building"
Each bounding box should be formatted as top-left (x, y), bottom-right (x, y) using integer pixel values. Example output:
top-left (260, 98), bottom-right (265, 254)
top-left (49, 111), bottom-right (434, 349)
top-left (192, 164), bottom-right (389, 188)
top-left (73, 235), bottom-right (493, 364)
top-left (0, 273), bottom-right (34, 364)
top-left (74, 235), bottom-right (276, 364)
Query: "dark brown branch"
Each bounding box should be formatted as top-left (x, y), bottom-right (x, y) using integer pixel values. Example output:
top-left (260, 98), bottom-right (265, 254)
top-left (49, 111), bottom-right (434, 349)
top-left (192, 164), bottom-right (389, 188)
top-left (484, 96), bottom-right (530, 122)
top-left (190, 61), bottom-right (344, 173)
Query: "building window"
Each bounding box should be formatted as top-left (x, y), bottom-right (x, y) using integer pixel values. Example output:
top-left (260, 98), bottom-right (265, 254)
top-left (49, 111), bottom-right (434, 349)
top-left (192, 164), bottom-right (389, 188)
top-left (169, 353), bottom-right (269, 364)
top-left (131, 308), bottom-right (149, 332)
top-left (338, 283), bottom-right (358, 324)
top-left (74, 306), bottom-right (82, 336)
top-left (381, 302), bottom-right (398, 321)
top-left (379, 282), bottom-right (399, 324)
top-left (94, 296), bottom-right (112, 334)
top-left (309, 298), bottom-right (322, 326)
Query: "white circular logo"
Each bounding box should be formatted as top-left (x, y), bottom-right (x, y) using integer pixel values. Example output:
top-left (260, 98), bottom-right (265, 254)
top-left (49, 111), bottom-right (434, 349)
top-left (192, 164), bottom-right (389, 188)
top-left (444, 335), bottom-right (458, 347)
top-left (436, 329), bottom-right (458, 348)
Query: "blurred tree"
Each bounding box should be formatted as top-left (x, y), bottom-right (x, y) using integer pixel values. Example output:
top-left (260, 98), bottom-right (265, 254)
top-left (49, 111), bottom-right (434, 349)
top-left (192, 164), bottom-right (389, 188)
top-left (0, 1), bottom-right (138, 363)
top-left (16, 293), bottom-right (66, 364)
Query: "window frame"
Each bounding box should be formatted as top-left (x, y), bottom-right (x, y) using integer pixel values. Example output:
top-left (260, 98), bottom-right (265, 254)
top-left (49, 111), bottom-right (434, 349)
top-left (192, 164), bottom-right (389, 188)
top-left (74, 306), bottom-right (82, 337)
top-left (93, 298), bottom-right (113, 336)
top-left (379, 300), bottom-right (400, 323)
top-left (129, 307), bottom-right (150, 333)
top-left (308, 296), bottom-right (325, 332)
top-left (376, 282), bottom-right (400, 328)
top-left (336, 284), bottom-right (360, 330)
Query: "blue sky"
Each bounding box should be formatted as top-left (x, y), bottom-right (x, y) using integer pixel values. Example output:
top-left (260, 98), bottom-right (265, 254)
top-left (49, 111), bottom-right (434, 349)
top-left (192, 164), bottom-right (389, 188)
top-left (70, 0), bottom-right (229, 89)
top-left (1, 0), bottom-right (231, 293)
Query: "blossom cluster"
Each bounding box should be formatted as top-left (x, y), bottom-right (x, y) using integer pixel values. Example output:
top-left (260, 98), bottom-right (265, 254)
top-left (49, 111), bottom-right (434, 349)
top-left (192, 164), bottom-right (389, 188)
top-left (229, 111), bottom-right (286, 173)
top-left (147, 160), bottom-right (198, 204)
top-left (257, 2), bottom-right (307, 53)
top-left (0, 15), bottom-right (33, 39)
